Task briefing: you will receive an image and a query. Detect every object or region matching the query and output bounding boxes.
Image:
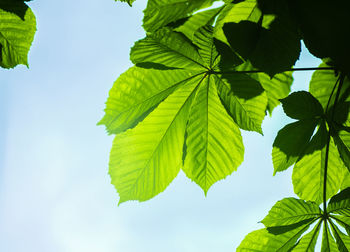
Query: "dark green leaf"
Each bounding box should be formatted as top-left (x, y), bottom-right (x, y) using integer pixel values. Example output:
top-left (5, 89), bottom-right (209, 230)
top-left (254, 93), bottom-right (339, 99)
top-left (280, 91), bottom-right (324, 120)
top-left (288, 0), bottom-right (350, 73)
top-left (222, 15), bottom-right (300, 76)
top-left (272, 120), bottom-right (318, 174)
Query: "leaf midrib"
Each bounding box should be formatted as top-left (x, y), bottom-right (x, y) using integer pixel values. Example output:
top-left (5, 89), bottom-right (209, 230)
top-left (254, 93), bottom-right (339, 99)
top-left (128, 73), bottom-right (208, 198)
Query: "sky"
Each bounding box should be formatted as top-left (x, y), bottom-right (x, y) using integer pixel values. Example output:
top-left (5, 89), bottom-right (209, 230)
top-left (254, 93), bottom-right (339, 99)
top-left (0, 1), bottom-right (321, 251)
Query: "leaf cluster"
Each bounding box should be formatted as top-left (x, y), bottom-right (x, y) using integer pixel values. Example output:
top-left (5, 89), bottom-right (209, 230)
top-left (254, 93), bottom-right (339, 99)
top-left (105, 0), bottom-right (350, 250)
top-left (101, 0), bottom-right (294, 203)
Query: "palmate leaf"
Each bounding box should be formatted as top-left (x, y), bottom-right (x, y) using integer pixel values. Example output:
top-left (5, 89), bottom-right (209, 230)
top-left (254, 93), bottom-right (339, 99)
top-left (0, 1), bottom-right (36, 68)
top-left (101, 27), bottom-right (272, 203)
top-left (143, 0), bottom-right (216, 32)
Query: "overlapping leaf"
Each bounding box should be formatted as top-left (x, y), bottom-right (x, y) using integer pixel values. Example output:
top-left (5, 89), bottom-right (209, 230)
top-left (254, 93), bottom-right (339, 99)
top-left (272, 91), bottom-right (323, 174)
top-left (214, 0), bottom-right (300, 76)
top-left (261, 198), bottom-right (321, 227)
top-left (143, 0), bottom-right (216, 32)
top-left (238, 197), bottom-right (321, 251)
top-left (175, 6), bottom-right (224, 40)
top-left (237, 224), bottom-right (311, 252)
top-left (100, 27), bottom-right (272, 203)
top-left (292, 122), bottom-right (346, 204)
top-left (0, 1), bottom-right (36, 68)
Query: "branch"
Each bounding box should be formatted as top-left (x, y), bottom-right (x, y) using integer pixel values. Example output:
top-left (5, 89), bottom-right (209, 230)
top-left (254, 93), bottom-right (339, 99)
top-left (211, 67), bottom-right (335, 75)
top-left (323, 73), bottom-right (345, 214)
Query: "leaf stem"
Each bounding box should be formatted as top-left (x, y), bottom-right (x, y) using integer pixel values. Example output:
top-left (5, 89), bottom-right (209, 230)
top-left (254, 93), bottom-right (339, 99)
top-left (323, 73), bottom-right (345, 215)
top-left (212, 67), bottom-right (335, 75)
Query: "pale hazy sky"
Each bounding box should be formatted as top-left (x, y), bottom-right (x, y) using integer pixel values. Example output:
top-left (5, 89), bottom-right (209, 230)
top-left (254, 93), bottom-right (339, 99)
top-left (0, 1), bottom-right (321, 251)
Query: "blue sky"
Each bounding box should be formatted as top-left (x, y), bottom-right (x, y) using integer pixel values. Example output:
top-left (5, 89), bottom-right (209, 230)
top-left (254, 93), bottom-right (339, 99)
top-left (0, 1), bottom-right (321, 251)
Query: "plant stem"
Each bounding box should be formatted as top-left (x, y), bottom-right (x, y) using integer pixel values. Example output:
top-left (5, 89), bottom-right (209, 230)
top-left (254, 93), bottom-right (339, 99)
top-left (323, 73), bottom-right (345, 214)
top-left (212, 67), bottom-right (334, 75)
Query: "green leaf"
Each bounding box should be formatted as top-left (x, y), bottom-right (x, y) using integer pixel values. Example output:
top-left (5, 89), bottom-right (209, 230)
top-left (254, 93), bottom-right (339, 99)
top-left (321, 222), bottom-right (338, 252)
top-left (182, 75), bottom-right (244, 193)
top-left (215, 73), bottom-right (267, 133)
top-left (329, 220), bottom-right (350, 252)
top-left (175, 6), bottom-right (224, 40)
top-left (237, 222), bottom-right (312, 252)
top-left (109, 76), bottom-right (201, 204)
top-left (192, 25), bottom-right (243, 70)
top-left (223, 18), bottom-right (300, 76)
top-left (342, 172), bottom-right (350, 191)
top-left (0, 2), bottom-right (36, 68)
top-left (235, 62), bottom-right (293, 113)
top-left (130, 28), bottom-right (206, 70)
top-left (288, 0), bottom-right (350, 72)
top-left (332, 128), bottom-right (350, 173)
top-left (272, 120), bottom-right (318, 174)
top-left (328, 187), bottom-right (350, 217)
top-left (98, 67), bottom-right (197, 134)
top-left (293, 122), bottom-right (346, 204)
top-left (331, 215), bottom-right (350, 236)
top-left (101, 27), bottom-right (270, 202)
top-left (261, 198), bottom-right (321, 227)
top-left (115, 0), bottom-right (135, 6)
top-left (143, 0), bottom-right (216, 32)
top-left (309, 63), bottom-right (350, 110)
top-left (280, 91), bottom-right (324, 120)
top-left (292, 220), bottom-right (321, 252)
top-left (214, 0), bottom-right (261, 44)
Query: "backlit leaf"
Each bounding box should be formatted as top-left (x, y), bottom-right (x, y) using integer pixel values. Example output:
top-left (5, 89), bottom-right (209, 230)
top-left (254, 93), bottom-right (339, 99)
top-left (109, 76), bottom-right (201, 204)
top-left (261, 198), bottom-right (321, 227)
top-left (293, 122), bottom-right (346, 204)
top-left (293, 220), bottom-right (321, 252)
top-left (237, 222), bottom-right (312, 252)
top-left (0, 2), bottom-right (36, 68)
top-left (143, 0), bottom-right (216, 32)
top-left (183, 75), bottom-right (244, 193)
